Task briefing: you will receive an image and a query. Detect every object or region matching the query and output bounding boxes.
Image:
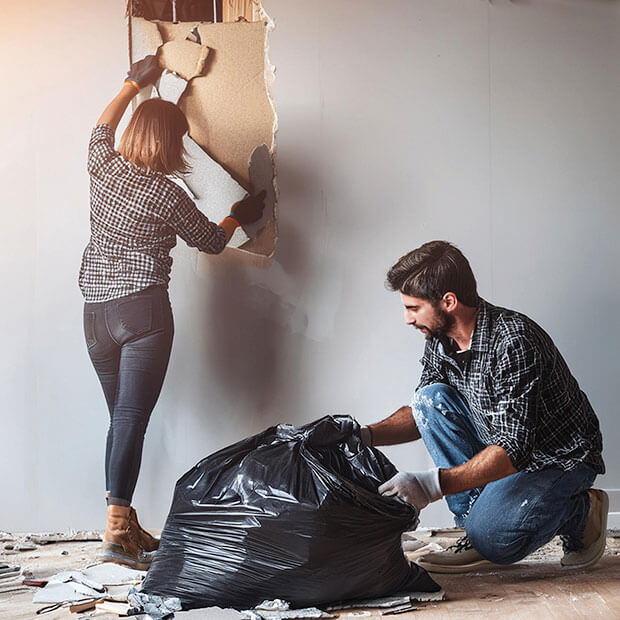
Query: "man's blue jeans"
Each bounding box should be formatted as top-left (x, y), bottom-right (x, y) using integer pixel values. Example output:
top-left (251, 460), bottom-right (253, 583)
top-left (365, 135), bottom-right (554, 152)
top-left (411, 383), bottom-right (596, 564)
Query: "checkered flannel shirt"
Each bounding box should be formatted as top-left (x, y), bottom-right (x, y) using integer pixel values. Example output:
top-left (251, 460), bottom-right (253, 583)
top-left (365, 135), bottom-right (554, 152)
top-left (416, 299), bottom-right (604, 474)
top-left (79, 124), bottom-right (227, 302)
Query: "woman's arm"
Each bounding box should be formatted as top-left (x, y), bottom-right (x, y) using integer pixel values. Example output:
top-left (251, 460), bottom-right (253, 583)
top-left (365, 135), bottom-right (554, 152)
top-left (96, 55), bottom-right (161, 129)
top-left (97, 83), bottom-right (138, 129)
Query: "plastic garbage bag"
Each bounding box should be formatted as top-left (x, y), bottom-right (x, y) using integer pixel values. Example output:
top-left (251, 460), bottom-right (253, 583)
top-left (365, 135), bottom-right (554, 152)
top-left (141, 415), bottom-right (440, 610)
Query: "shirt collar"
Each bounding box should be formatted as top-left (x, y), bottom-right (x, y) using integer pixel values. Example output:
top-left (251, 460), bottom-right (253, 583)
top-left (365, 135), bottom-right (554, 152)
top-left (469, 298), bottom-right (491, 353)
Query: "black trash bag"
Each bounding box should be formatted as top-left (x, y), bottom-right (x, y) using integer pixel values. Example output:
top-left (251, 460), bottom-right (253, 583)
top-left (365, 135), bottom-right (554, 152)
top-left (142, 415), bottom-right (440, 610)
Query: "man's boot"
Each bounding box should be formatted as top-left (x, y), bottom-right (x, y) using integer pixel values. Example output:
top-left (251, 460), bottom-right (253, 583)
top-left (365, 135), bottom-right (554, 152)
top-left (129, 507), bottom-right (160, 552)
top-left (99, 505), bottom-right (154, 571)
top-left (561, 489), bottom-right (608, 569)
top-left (416, 535), bottom-right (498, 574)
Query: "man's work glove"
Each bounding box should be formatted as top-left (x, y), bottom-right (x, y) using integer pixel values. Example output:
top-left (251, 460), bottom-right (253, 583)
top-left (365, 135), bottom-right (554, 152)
top-left (378, 468), bottom-right (443, 511)
top-left (230, 190), bottom-right (267, 225)
top-left (125, 55), bottom-right (162, 90)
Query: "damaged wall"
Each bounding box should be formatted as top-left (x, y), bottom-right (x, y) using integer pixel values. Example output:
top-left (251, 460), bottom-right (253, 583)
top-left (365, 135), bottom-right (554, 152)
top-left (130, 16), bottom-right (278, 258)
top-left (1, 0), bottom-right (619, 531)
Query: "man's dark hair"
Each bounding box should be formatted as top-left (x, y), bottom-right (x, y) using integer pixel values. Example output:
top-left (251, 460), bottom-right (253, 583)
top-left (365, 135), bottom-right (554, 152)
top-left (386, 240), bottom-right (479, 307)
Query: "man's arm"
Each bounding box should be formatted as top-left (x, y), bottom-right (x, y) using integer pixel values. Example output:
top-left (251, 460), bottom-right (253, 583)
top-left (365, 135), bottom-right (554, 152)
top-left (367, 406), bottom-right (420, 446)
top-left (439, 445), bottom-right (517, 495)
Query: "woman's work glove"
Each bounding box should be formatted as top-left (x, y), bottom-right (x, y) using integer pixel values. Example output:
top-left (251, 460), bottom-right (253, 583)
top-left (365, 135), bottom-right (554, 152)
top-left (230, 190), bottom-right (267, 225)
top-left (378, 468), bottom-right (443, 511)
top-left (125, 55), bottom-right (162, 90)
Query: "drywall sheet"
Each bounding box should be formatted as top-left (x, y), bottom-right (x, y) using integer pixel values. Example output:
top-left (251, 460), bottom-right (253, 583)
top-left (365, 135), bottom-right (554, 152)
top-left (182, 135), bottom-right (250, 247)
top-left (156, 19), bottom-right (277, 257)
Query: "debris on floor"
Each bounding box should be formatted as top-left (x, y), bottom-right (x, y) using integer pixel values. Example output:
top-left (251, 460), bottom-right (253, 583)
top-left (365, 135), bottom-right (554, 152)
top-left (326, 590), bottom-right (445, 612)
top-left (0, 563), bottom-right (25, 594)
top-left (1, 530), bottom-right (101, 548)
top-left (241, 599), bottom-right (334, 619)
top-left (128, 587), bottom-right (183, 618)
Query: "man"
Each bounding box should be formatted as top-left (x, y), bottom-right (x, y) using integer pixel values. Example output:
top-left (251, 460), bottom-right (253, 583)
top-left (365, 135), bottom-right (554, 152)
top-left (365, 240), bottom-right (606, 573)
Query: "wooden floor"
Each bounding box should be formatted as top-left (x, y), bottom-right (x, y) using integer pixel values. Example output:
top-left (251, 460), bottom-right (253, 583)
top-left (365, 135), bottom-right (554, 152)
top-left (1, 530), bottom-right (619, 619)
top-left (399, 529), bottom-right (620, 619)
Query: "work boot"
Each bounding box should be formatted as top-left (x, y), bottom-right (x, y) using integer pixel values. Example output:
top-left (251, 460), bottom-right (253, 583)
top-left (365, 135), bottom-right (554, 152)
top-left (416, 535), bottom-right (497, 574)
top-left (99, 505), bottom-right (154, 571)
top-left (129, 507), bottom-right (160, 552)
top-left (561, 489), bottom-right (608, 569)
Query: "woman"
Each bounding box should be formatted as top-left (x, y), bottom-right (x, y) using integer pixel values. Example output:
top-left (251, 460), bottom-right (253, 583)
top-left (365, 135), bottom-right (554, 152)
top-left (79, 56), bottom-right (265, 569)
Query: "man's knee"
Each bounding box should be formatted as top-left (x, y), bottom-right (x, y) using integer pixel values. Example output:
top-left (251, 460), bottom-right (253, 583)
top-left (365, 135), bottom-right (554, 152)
top-left (465, 508), bottom-right (537, 565)
top-left (411, 383), bottom-right (461, 427)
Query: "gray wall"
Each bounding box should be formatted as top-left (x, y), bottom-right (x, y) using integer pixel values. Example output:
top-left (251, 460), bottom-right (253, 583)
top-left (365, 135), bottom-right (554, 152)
top-left (1, 0), bottom-right (618, 531)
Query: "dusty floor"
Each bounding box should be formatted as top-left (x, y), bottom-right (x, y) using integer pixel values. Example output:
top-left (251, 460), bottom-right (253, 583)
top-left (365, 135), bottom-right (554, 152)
top-left (1, 529), bottom-right (619, 619)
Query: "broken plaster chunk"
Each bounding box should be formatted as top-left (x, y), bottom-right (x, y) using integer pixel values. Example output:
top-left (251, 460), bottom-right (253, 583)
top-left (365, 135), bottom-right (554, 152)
top-left (182, 135), bottom-right (250, 248)
top-left (158, 40), bottom-right (210, 81)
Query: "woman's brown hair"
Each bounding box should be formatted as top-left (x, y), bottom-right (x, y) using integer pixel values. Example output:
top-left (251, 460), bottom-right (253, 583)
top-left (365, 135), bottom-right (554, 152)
top-left (118, 98), bottom-right (189, 174)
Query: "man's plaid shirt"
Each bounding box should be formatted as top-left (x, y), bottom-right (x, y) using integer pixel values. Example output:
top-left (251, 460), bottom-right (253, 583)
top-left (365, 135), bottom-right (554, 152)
top-left (79, 124), bottom-right (227, 302)
top-left (417, 299), bottom-right (604, 474)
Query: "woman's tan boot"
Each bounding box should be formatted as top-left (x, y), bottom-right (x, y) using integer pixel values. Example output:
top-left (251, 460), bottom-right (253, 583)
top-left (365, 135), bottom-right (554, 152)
top-left (99, 505), bottom-right (154, 571)
top-left (129, 507), bottom-right (160, 552)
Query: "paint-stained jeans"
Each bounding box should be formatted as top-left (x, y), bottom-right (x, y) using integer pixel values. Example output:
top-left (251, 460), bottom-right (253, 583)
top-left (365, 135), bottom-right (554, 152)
top-left (412, 383), bottom-right (597, 564)
top-left (83, 286), bottom-right (174, 505)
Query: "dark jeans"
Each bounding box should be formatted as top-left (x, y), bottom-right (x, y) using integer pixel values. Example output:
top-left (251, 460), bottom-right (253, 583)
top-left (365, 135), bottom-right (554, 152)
top-left (84, 286), bottom-right (174, 505)
top-left (412, 383), bottom-right (596, 564)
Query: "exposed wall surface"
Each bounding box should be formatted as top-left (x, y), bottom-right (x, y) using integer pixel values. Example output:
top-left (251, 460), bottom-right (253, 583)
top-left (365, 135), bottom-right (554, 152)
top-left (1, 0), bottom-right (619, 531)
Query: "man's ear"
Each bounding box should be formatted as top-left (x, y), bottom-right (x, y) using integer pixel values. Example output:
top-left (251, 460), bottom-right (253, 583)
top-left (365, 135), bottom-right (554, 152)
top-left (443, 292), bottom-right (458, 311)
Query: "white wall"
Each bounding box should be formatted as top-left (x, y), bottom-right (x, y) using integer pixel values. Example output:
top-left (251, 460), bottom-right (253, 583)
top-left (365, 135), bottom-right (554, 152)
top-left (1, 0), bottom-right (618, 531)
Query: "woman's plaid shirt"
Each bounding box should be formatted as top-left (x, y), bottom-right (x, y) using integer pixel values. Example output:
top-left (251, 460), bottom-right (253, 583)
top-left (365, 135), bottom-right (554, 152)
top-left (79, 124), bottom-right (227, 302)
top-left (416, 299), bottom-right (604, 474)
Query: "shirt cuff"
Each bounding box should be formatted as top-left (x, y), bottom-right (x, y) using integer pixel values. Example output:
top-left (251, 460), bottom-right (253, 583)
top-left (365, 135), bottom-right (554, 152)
top-left (494, 436), bottom-right (531, 471)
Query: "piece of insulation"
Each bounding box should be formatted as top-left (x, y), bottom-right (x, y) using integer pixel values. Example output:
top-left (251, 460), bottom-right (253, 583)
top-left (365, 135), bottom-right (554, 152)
top-left (158, 40), bottom-right (210, 81)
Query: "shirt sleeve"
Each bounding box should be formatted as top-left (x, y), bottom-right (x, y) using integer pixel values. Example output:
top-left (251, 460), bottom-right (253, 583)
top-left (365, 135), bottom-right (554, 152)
top-left (489, 333), bottom-right (543, 470)
top-left (167, 192), bottom-right (228, 255)
top-left (87, 124), bottom-right (118, 177)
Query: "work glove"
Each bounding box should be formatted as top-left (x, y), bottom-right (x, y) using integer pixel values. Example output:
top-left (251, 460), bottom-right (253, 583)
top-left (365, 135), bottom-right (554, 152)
top-left (230, 190), bottom-right (267, 225)
top-left (125, 55), bottom-right (162, 90)
top-left (378, 468), bottom-right (443, 511)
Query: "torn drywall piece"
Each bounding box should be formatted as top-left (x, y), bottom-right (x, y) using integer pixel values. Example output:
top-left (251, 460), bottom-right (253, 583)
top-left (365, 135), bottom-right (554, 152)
top-left (82, 563), bottom-right (146, 586)
top-left (244, 144), bottom-right (276, 239)
top-left (158, 40), bottom-right (210, 81)
top-left (32, 581), bottom-right (102, 604)
top-left (174, 609), bottom-right (243, 619)
top-left (182, 136), bottom-right (250, 247)
top-left (157, 69), bottom-right (188, 105)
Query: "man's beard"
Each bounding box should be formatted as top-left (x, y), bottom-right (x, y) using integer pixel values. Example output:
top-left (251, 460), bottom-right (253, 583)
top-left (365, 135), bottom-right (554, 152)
top-left (418, 306), bottom-right (455, 340)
